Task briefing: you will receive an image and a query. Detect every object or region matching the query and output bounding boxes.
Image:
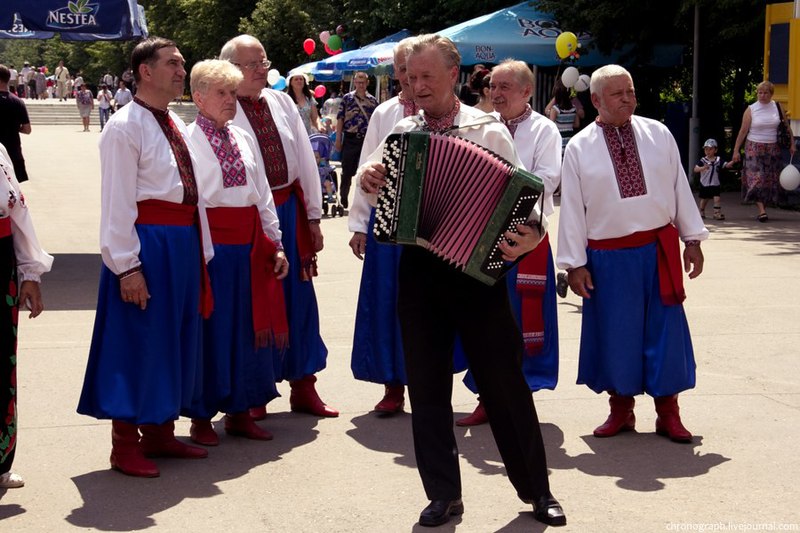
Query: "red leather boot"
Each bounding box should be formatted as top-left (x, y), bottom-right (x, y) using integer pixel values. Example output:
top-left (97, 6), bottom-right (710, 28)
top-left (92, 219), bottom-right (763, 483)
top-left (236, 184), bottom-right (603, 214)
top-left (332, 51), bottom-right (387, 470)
top-left (224, 412), bottom-right (273, 440)
top-left (593, 393), bottom-right (636, 437)
top-left (289, 375), bottom-right (339, 417)
top-left (456, 399), bottom-right (488, 427)
top-left (654, 395), bottom-right (692, 443)
top-left (190, 419), bottom-right (219, 446)
top-left (374, 384), bottom-right (405, 414)
top-left (110, 420), bottom-right (159, 477)
top-left (139, 421), bottom-right (208, 459)
top-left (249, 406), bottom-right (268, 421)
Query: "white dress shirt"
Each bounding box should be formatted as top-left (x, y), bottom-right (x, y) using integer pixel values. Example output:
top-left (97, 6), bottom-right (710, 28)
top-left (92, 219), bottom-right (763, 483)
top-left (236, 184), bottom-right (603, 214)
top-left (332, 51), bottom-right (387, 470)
top-left (495, 109), bottom-right (562, 216)
top-left (557, 115), bottom-right (708, 271)
top-left (98, 101), bottom-right (214, 275)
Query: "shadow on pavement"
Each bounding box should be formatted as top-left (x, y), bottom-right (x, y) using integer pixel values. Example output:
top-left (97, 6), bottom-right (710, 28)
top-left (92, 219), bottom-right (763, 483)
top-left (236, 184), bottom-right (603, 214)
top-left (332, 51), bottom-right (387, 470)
top-left (0, 502), bottom-right (26, 519)
top-left (704, 214), bottom-right (800, 256)
top-left (65, 414), bottom-right (320, 531)
top-left (44, 253), bottom-right (101, 311)
top-left (546, 425), bottom-right (730, 492)
top-left (346, 412), bottom-right (416, 469)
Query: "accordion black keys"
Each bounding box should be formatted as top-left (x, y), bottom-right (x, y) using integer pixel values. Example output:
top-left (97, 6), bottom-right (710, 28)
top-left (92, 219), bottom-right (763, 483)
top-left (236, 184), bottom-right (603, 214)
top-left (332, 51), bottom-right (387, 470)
top-left (373, 131), bottom-right (544, 285)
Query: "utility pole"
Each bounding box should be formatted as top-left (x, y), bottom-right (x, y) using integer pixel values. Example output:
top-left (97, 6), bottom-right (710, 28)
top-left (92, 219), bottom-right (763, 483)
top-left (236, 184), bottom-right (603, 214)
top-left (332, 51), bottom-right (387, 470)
top-left (688, 3), bottom-right (700, 183)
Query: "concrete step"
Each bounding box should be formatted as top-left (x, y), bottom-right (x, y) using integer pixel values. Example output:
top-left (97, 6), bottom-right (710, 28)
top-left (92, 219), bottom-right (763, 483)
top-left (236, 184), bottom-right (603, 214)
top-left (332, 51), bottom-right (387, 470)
top-left (25, 101), bottom-right (198, 126)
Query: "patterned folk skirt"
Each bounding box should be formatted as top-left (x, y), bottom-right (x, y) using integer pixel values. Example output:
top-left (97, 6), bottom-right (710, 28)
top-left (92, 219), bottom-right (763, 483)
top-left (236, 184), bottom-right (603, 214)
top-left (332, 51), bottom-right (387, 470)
top-left (742, 140), bottom-right (782, 205)
top-left (0, 236), bottom-right (19, 475)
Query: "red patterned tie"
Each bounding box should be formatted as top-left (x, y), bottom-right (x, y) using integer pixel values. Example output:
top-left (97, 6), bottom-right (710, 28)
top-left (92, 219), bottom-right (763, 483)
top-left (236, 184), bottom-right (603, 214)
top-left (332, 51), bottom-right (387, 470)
top-left (135, 97), bottom-right (199, 205)
top-left (238, 96), bottom-right (289, 188)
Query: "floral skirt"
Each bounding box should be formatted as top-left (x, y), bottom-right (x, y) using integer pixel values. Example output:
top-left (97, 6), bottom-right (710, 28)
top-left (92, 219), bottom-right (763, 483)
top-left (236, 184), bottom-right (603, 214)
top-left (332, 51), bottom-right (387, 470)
top-left (0, 236), bottom-right (18, 475)
top-left (742, 140), bottom-right (782, 205)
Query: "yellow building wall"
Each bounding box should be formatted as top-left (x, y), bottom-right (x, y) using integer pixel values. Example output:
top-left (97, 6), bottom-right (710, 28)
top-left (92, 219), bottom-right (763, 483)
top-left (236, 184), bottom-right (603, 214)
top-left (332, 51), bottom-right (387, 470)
top-left (765, 2), bottom-right (799, 118)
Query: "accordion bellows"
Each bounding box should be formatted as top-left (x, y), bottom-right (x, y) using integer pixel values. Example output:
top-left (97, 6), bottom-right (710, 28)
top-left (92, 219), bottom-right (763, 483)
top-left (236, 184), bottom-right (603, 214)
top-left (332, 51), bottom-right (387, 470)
top-left (374, 131), bottom-right (543, 285)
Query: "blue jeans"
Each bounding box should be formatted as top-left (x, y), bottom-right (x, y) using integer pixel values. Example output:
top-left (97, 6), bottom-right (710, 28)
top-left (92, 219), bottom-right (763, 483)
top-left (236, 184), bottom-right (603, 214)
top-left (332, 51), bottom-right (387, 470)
top-left (99, 107), bottom-right (111, 129)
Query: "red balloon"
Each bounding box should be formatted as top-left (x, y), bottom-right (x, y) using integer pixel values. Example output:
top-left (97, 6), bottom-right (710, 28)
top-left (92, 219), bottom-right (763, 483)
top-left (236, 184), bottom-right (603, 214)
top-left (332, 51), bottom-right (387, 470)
top-left (324, 43), bottom-right (342, 56)
top-left (313, 85), bottom-right (327, 99)
top-left (303, 38), bottom-right (315, 56)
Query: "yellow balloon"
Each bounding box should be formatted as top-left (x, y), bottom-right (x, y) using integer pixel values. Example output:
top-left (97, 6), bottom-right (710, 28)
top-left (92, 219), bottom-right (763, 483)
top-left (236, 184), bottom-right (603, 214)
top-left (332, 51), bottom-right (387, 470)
top-left (555, 31), bottom-right (578, 59)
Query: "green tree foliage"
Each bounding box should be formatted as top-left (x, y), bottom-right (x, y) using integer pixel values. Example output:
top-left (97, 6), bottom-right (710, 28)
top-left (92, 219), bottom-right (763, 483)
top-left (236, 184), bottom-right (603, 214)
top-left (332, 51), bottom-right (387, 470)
top-left (239, 0), bottom-right (343, 73)
top-left (345, 0), bottom-right (511, 43)
top-left (140, 0), bottom-right (258, 66)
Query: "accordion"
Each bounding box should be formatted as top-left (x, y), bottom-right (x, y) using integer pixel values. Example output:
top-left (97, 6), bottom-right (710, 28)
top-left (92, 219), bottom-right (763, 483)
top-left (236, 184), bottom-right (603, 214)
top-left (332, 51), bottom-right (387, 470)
top-left (373, 131), bottom-right (544, 285)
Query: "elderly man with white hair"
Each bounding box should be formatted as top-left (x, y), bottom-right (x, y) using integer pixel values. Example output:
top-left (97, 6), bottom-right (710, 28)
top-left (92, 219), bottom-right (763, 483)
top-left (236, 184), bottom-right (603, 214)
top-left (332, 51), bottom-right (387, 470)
top-left (557, 64), bottom-right (708, 444)
top-left (220, 35), bottom-right (337, 419)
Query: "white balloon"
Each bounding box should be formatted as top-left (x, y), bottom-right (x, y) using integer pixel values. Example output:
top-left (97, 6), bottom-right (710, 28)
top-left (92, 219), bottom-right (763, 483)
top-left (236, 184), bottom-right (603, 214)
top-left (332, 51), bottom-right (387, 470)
top-left (561, 66), bottom-right (579, 89)
top-left (267, 69), bottom-right (281, 86)
top-left (779, 163), bottom-right (800, 190)
top-left (574, 74), bottom-right (591, 92)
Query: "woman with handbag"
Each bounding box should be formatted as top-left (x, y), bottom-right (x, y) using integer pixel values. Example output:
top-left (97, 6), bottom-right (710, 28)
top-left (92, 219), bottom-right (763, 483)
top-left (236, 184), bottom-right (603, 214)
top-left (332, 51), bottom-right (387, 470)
top-left (732, 80), bottom-right (795, 222)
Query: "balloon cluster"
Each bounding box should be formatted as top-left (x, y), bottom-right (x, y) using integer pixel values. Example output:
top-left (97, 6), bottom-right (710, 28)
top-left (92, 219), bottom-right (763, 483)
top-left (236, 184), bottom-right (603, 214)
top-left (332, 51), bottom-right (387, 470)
top-left (555, 31), bottom-right (589, 92)
top-left (317, 30), bottom-right (342, 56)
top-left (555, 31), bottom-right (580, 60)
top-left (267, 69), bottom-right (286, 90)
top-left (561, 67), bottom-right (590, 92)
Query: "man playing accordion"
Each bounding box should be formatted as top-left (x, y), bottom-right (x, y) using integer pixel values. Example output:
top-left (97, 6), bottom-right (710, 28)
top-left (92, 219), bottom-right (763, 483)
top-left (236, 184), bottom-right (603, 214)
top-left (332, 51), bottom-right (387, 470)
top-left (358, 34), bottom-right (566, 528)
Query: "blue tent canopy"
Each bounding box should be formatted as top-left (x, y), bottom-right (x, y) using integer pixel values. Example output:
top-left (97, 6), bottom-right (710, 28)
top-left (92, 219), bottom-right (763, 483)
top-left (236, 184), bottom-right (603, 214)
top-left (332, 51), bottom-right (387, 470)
top-left (288, 61), bottom-right (343, 82)
top-left (438, 2), bottom-right (681, 67)
top-left (0, 0), bottom-right (147, 40)
top-left (317, 29), bottom-right (411, 73)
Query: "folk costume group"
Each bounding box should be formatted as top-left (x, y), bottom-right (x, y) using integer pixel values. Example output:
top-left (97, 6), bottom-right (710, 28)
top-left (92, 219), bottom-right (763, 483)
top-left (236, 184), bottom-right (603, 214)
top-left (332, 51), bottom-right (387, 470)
top-left (77, 36), bottom-right (335, 478)
top-left (1, 31), bottom-right (703, 530)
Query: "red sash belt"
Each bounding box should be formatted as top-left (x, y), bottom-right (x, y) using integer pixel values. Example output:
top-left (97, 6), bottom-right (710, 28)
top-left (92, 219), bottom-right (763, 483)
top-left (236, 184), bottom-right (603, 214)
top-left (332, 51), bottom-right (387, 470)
top-left (206, 206), bottom-right (288, 345)
top-left (516, 233), bottom-right (549, 355)
top-left (588, 224), bottom-right (686, 306)
top-left (0, 217), bottom-right (10, 238)
top-left (136, 199), bottom-right (214, 318)
top-left (272, 180), bottom-right (318, 280)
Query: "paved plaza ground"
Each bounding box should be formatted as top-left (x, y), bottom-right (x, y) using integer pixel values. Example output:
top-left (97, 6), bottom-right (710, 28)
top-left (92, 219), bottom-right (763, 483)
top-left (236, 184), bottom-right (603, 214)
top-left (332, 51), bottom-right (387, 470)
top-left (1, 125), bottom-right (799, 532)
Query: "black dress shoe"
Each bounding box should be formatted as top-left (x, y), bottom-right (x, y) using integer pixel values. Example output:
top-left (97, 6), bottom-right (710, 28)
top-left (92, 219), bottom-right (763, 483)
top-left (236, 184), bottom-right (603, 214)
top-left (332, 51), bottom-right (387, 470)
top-left (532, 494), bottom-right (566, 526)
top-left (419, 499), bottom-right (464, 527)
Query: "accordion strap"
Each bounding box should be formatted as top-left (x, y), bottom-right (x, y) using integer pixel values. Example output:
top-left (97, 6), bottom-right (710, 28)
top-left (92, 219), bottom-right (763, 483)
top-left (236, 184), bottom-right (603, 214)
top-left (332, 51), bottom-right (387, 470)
top-left (410, 113), bottom-right (501, 134)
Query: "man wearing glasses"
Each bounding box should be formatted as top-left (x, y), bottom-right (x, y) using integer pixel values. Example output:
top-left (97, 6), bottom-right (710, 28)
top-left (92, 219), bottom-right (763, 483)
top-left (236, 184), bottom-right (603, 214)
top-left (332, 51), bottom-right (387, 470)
top-left (220, 35), bottom-right (337, 422)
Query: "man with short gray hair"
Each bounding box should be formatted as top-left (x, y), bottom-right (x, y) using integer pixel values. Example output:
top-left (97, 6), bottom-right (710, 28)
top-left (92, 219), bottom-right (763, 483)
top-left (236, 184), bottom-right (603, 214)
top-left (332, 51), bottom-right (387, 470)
top-left (558, 64), bottom-right (708, 444)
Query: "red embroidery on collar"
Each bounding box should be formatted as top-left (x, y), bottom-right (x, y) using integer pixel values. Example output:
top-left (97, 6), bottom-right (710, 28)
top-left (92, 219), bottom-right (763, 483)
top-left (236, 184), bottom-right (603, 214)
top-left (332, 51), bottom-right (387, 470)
top-left (597, 119), bottom-right (647, 198)
top-left (422, 99), bottom-right (461, 132)
top-left (196, 114), bottom-right (247, 188)
top-left (501, 104), bottom-right (533, 138)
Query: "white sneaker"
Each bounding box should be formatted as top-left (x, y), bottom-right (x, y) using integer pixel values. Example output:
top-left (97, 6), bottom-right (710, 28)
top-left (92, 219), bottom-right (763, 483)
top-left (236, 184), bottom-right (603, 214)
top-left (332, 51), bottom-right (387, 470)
top-left (0, 471), bottom-right (25, 488)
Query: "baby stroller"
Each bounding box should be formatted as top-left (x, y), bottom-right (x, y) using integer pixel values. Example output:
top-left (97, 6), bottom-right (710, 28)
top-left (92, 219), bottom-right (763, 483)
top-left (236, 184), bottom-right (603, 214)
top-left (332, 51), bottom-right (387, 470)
top-left (309, 132), bottom-right (344, 217)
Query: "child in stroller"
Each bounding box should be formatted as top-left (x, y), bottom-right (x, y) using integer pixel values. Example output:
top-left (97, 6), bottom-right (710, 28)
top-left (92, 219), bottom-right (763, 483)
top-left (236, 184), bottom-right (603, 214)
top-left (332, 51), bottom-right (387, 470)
top-left (309, 131), bottom-right (344, 217)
